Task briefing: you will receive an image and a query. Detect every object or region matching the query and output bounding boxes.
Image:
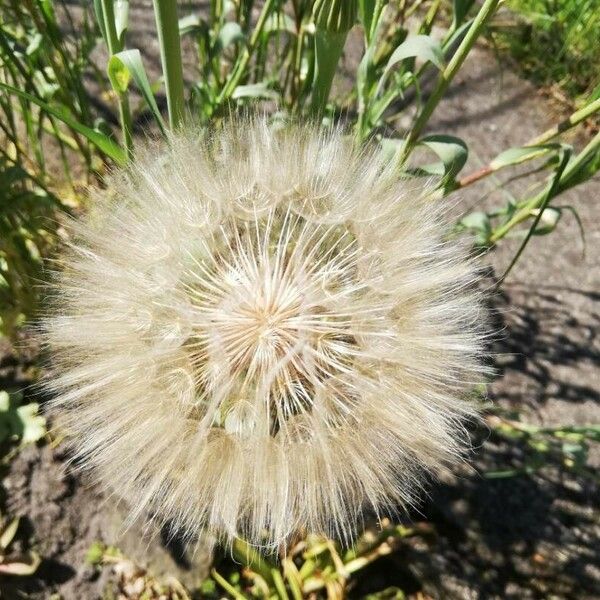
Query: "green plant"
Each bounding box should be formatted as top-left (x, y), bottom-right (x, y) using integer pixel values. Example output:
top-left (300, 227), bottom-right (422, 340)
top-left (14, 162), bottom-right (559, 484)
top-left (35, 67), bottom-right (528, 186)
top-left (0, 0), bottom-right (121, 338)
top-left (485, 414), bottom-right (600, 481)
top-left (0, 0), bottom-right (110, 183)
top-left (0, 156), bottom-right (62, 337)
top-left (87, 523), bottom-right (430, 599)
top-left (0, 390), bottom-right (46, 452)
top-left (489, 0), bottom-right (600, 102)
top-left (1, 1), bottom-right (599, 592)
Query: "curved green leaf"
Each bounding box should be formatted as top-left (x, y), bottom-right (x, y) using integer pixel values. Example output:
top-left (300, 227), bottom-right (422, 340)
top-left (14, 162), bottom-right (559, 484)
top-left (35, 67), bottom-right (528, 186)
top-left (377, 34), bottom-right (444, 95)
top-left (216, 22), bottom-right (245, 52)
top-left (418, 134), bottom-right (469, 182)
top-left (179, 14), bottom-right (206, 36)
top-left (112, 49), bottom-right (167, 136)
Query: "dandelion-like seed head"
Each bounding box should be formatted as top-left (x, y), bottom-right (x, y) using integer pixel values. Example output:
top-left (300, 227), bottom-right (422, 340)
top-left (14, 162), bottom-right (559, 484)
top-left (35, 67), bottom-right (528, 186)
top-left (44, 119), bottom-right (485, 550)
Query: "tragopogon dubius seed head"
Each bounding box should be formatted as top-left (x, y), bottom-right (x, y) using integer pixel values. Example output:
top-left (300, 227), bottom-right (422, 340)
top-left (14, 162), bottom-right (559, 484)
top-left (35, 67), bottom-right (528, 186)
top-left (42, 119), bottom-right (486, 551)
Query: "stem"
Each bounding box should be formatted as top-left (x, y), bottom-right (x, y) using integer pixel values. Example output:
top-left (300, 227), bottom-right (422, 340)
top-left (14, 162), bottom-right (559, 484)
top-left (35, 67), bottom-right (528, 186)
top-left (152, 0), bottom-right (185, 130)
top-left (217, 0), bottom-right (278, 104)
top-left (98, 0), bottom-right (133, 158)
top-left (488, 132), bottom-right (600, 246)
top-left (211, 569), bottom-right (247, 600)
top-left (230, 538), bottom-right (277, 585)
top-left (528, 98), bottom-right (600, 145)
top-left (457, 98), bottom-right (600, 188)
top-left (394, 0), bottom-right (500, 167)
top-left (556, 129), bottom-right (600, 190)
top-left (495, 149), bottom-right (570, 285)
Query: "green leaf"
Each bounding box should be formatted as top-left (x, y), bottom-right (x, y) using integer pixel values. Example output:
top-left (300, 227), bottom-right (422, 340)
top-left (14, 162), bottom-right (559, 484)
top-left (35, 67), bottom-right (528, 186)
top-left (178, 14), bottom-right (206, 36)
top-left (215, 22), bottom-right (245, 53)
top-left (0, 82), bottom-right (126, 165)
top-left (263, 13), bottom-right (296, 35)
top-left (489, 144), bottom-right (559, 170)
top-left (86, 541), bottom-right (106, 565)
top-left (112, 50), bottom-right (167, 136)
top-left (0, 391), bottom-right (46, 445)
top-left (114, 0), bottom-right (129, 47)
top-left (418, 134), bottom-right (468, 180)
top-left (0, 552), bottom-right (41, 576)
top-left (358, 0), bottom-right (377, 38)
top-left (452, 0), bottom-right (475, 28)
top-left (459, 211), bottom-right (492, 245)
top-left (93, 0), bottom-right (108, 45)
top-left (231, 82), bottom-right (279, 101)
top-left (107, 55), bottom-right (131, 94)
top-left (377, 35), bottom-right (444, 95)
top-left (530, 207), bottom-right (561, 235)
top-left (16, 403), bottom-right (46, 444)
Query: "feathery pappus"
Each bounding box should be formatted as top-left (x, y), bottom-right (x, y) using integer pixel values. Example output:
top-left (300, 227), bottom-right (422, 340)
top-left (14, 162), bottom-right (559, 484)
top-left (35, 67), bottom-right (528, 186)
top-left (42, 118), bottom-right (485, 550)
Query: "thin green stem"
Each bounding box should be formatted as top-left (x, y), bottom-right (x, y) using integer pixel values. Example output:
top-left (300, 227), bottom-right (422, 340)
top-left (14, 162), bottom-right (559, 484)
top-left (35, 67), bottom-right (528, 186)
top-left (217, 0), bottom-right (278, 104)
top-left (528, 98), bottom-right (600, 145)
top-left (458, 98), bottom-right (600, 188)
top-left (230, 538), bottom-right (277, 586)
top-left (211, 569), bottom-right (248, 600)
top-left (99, 0), bottom-right (133, 158)
top-left (395, 0), bottom-right (500, 167)
top-left (495, 149), bottom-right (570, 285)
top-left (152, 0), bottom-right (185, 130)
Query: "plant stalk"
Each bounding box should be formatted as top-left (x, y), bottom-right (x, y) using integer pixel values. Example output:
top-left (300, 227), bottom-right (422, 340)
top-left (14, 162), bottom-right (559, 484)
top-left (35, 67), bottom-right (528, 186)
top-left (230, 538), bottom-right (277, 585)
top-left (528, 97), bottom-right (600, 145)
top-left (217, 0), bottom-right (278, 104)
top-left (457, 98), bottom-right (600, 188)
top-left (98, 0), bottom-right (133, 159)
top-left (395, 0), bottom-right (500, 167)
top-left (152, 0), bottom-right (185, 130)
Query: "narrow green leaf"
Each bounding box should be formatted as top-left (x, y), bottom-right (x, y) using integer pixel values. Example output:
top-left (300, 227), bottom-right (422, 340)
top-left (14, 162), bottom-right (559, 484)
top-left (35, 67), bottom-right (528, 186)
top-left (93, 0), bottom-right (108, 44)
top-left (112, 49), bottom-right (167, 135)
top-left (263, 12), bottom-right (296, 35)
top-left (497, 146), bottom-right (571, 284)
top-left (452, 0), bottom-right (475, 28)
top-left (0, 82), bottom-right (126, 165)
top-left (358, 0), bottom-right (377, 40)
top-left (489, 144), bottom-right (559, 170)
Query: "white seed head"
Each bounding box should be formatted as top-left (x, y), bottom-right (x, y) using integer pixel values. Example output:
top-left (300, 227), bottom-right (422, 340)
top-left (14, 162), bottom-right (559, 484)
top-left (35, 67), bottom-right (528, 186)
top-left (43, 119), bottom-right (485, 550)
